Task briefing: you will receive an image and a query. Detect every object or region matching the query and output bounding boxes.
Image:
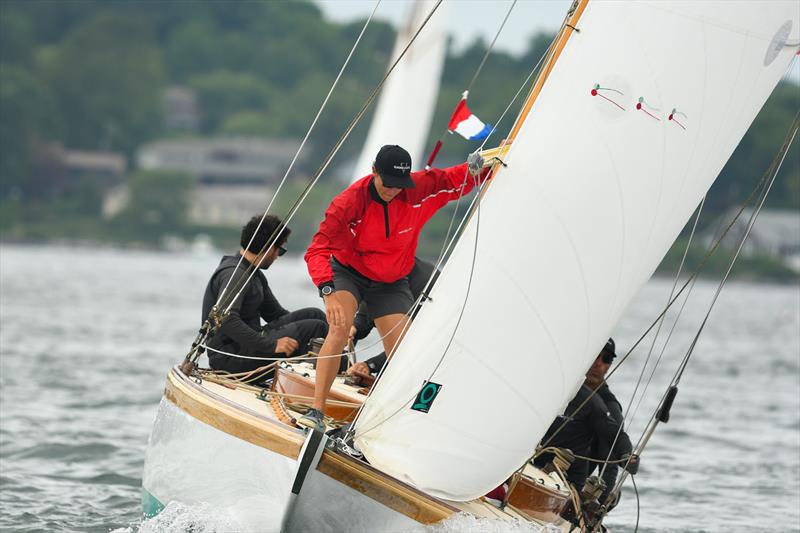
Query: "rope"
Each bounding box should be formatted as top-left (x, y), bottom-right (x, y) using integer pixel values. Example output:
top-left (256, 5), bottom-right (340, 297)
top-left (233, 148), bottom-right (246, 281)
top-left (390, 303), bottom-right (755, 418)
top-left (348, 29), bottom-right (559, 443)
top-left (603, 113), bottom-right (799, 505)
top-left (536, 114), bottom-right (800, 468)
top-left (631, 474), bottom-right (641, 533)
top-left (214, 0), bottom-right (382, 315)
top-left (598, 198), bottom-right (706, 480)
top-left (202, 344), bottom-right (354, 361)
top-left (193, 0), bottom-right (444, 363)
top-left (465, 1), bottom-right (517, 94)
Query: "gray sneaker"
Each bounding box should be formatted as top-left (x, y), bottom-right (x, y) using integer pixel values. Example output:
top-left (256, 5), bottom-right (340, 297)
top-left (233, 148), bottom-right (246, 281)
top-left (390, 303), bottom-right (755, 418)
top-left (297, 408), bottom-right (326, 432)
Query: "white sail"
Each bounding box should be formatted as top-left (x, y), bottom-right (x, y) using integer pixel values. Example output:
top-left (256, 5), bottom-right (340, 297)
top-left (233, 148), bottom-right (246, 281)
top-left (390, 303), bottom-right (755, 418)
top-left (354, 0), bottom-right (799, 500)
top-left (352, 0), bottom-right (447, 178)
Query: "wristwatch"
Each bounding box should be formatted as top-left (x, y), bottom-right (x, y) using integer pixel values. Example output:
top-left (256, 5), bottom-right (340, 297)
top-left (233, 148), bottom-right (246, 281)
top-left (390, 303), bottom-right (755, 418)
top-left (320, 284), bottom-right (334, 297)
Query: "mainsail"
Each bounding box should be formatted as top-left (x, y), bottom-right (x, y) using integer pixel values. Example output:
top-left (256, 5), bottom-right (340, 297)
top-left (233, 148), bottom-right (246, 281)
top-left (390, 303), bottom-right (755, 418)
top-left (352, 0), bottom-right (447, 178)
top-left (354, 0), bottom-right (799, 500)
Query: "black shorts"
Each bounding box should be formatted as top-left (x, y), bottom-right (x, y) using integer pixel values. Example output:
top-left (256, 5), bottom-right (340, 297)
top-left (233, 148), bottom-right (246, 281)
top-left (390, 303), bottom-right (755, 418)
top-left (331, 257), bottom-right (413, 319)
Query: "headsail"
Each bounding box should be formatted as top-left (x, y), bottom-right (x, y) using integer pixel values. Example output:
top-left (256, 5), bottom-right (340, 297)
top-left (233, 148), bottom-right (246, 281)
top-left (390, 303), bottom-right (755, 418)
top-left (352, 0), bottom-right (447, 178)
top-left (354, 0), bottom-right (799, 500)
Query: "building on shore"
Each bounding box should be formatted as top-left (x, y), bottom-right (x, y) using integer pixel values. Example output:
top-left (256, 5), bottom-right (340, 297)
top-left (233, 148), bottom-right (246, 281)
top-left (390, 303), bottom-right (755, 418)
top-left (702, 207), bottom-right (800, 272)
top-left (127, 137), bottom-right (307, 227)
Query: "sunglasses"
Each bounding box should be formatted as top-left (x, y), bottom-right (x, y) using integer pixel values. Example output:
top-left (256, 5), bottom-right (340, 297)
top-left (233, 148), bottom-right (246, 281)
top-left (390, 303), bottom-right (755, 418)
top-left (277, 245), bottom-right (287, 257)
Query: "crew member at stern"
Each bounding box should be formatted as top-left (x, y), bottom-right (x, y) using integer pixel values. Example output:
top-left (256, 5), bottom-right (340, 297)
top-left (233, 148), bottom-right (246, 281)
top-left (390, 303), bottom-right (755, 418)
top-left (299, 144), bottom-right (491, 431)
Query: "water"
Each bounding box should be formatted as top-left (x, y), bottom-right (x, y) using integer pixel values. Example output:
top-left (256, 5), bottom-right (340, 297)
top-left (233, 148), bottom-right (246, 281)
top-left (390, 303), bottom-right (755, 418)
top-left (0, 244), bottom-right (798, 532)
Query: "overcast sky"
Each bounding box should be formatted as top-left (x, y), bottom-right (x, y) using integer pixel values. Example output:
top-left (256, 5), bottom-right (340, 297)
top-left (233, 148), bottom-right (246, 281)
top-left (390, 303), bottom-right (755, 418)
top-left (314, 0), bottom-right (572, 56)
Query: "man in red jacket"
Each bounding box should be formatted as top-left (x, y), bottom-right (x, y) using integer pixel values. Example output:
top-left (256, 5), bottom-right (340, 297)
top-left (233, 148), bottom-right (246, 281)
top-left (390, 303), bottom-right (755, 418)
top-left (299, 144), bottom-right (488, 430)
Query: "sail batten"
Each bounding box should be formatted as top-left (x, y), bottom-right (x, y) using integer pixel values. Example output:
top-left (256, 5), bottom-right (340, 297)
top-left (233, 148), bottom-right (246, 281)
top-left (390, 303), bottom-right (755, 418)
top-left (354, 1), bottom-right (799, 501)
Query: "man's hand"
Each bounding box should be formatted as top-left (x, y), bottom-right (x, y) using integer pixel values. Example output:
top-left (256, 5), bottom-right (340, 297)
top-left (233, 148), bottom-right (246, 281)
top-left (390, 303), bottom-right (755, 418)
top-left (275, 337), bottom-right (299, 355)
top-left (324, 291), bottom-right (349, 327)
top-left (467, 151), bottom-right (485, 177)
top-left (346, 361), bottom-right (372, 377)
top-left (623, 453), bottom-right (640, 475)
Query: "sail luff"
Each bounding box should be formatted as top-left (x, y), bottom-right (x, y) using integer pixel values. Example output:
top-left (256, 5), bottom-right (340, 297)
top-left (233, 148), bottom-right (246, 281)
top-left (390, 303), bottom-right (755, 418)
top-left (507, 0), bottom-right (590, 141)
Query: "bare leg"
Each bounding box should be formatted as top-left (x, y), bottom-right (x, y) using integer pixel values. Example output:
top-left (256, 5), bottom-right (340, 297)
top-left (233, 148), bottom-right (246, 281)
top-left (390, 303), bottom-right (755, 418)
top-left (374, 313), bottom-right (411, 360)
top-left (313, 290), bottom-right (357, 411)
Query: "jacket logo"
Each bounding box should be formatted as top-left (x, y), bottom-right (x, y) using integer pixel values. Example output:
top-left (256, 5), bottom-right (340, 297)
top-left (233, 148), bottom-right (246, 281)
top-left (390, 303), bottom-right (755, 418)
top-left (398, 227), bottom-right (413, 234)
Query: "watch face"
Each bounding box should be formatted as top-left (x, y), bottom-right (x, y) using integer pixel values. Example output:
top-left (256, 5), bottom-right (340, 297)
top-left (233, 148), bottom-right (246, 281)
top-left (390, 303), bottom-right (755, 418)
top-left (322, 286), bottom-right (333, 295)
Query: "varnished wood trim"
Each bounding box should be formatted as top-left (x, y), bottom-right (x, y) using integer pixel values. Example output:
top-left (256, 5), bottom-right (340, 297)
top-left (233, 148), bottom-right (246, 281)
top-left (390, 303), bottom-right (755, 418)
top-left (317, 450), bottom-right (457, 525)
top-left (273, 367), bottom-right (363, 422)
top-left (164, 368), bottom-right (305, 459)
top-left (507, 0), bottom-right (589, 140)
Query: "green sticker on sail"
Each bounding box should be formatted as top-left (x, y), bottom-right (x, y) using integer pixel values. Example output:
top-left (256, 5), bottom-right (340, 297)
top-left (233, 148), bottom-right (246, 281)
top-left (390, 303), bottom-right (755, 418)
top-left (412, 381), bottom-right (442, 413)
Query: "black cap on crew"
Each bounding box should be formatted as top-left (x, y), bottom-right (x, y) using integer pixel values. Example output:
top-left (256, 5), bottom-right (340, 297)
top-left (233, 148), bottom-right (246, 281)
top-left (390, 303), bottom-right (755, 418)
top-left (374, 144), bottom-right (415, 189)
top-left (601, 338), bottom-right (617, 361)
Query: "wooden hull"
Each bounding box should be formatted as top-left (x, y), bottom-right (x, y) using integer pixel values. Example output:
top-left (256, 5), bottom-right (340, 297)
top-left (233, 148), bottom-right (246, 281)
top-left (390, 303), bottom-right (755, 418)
top-left (142, 367), bottom-right (571, 532)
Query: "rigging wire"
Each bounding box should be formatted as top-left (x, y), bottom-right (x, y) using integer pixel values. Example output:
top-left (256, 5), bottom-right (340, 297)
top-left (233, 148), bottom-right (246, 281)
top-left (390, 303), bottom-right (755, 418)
top-left (465, 0), bottom-right (517, 95)
top-left (189, 0), bottom-right (444, 364)
top-left (603, 114), bottom-right (799, 504)
top-left (673, 122), bottom-right (796, 387)
top-left (536, 114), bottom-right (799, 461)
top-left (348, 35), bottom-right (559, 441)
top-left (631, 474), bottom-right (641, 533)
top-left (626, 199), bottom-right (706, 427)
top-left (214, 0), bottom-right (382, 312)
top-left (597, 196), bottom-right (706, 480)
top-left (210, 0), bottom-right (443, 320)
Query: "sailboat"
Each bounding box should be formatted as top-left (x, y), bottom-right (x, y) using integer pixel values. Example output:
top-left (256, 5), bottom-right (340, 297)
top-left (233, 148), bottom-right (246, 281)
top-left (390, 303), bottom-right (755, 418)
top-left (141, 1), bottom-right (799, 531)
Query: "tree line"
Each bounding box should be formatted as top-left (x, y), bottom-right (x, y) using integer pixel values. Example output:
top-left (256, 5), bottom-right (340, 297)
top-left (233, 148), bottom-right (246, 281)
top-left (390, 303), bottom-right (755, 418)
top-left (0, 0), bottom-right (797, 243)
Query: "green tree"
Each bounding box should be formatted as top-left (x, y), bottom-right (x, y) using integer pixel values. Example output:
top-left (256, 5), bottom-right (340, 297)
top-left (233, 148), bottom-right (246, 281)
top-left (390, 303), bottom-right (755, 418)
top-left (711, 82), bottom-right (800, 211)
top-left (188, 70), bottom-right (275, 133)
top-left (113, 170), bottom-right (195, 240)
top-left (41, 11), bottom-right (165, 155)
top-left (0, 64), bottom-right (60, 198)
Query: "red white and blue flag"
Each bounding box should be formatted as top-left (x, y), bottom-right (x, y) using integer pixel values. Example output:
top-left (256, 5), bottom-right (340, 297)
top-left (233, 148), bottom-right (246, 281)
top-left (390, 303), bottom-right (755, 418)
top-left (447, 92), bottom-right (493, 141)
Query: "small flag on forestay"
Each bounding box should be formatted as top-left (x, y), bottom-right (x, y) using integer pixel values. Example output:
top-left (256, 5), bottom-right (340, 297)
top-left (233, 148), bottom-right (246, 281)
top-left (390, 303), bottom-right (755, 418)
top-left (447, 91), bottom-right (493, 141)
top-left (424, 91), bottom-right (494, 169)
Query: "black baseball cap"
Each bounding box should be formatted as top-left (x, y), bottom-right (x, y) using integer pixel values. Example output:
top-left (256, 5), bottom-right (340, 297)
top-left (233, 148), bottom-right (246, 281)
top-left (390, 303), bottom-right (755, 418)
top-left (600, 338), bottom-right (616, 363)
top-left (374, 144), bottom-right (415, 189)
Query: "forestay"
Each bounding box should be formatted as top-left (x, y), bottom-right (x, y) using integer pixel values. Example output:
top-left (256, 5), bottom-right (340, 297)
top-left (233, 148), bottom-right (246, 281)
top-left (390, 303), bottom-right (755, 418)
top-left (352, 0), bottom-right (447, 179)
top-left (354, 0), bottom-right (799, 501)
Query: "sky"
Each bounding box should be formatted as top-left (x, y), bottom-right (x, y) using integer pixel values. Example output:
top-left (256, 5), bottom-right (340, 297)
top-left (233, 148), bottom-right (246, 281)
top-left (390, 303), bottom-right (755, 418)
top-left (314, 0), bottom-right (572, 56)
top-left (315, 0), bottom-right (799, 81)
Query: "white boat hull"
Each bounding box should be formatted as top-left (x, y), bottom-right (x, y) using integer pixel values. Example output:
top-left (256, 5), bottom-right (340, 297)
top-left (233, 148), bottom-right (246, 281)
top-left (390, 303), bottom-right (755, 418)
top-left (141, 371), bottom-right (433, 532)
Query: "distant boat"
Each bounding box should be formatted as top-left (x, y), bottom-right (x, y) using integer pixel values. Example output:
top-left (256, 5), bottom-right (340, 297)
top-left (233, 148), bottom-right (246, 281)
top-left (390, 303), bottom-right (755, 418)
top-left (352, 0), bottom-right (447, 179)
top-left (142, 1), bottom-right (799, 531)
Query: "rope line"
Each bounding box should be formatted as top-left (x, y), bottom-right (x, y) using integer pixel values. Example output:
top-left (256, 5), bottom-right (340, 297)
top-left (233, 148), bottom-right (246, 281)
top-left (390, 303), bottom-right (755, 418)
top-left (348, 35), bottom-right (559, 442)
top-left (214, 0), bottom-right (382, 314)
top-left (188, 0), bottom-right (443, 365)
top-left (536, 114), bottom-right (800, 468)
top-left (598, 196), bottom-right (706, 480)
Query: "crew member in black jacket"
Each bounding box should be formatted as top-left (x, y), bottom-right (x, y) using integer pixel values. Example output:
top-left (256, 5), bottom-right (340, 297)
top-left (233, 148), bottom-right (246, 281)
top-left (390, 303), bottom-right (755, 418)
top-left (534, 338), bottom-right (636, 506)
top-left (202, 215), bottom-right (328, 377)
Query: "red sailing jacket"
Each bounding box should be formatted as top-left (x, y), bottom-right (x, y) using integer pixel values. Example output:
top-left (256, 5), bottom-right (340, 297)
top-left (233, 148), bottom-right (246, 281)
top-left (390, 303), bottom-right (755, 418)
top-left (305, 162), bottom-right (490, 287)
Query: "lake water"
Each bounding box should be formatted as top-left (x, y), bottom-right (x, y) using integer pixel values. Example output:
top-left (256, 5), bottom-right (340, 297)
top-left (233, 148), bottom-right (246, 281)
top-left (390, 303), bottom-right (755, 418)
top-left (0, 244), bottom-right (798, 532)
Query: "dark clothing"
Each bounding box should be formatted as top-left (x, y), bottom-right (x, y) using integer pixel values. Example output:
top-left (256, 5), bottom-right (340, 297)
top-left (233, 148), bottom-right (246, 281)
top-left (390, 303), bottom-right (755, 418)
top-left (352, 257), bottom-right (438, 340)
top-left (352, 258), bottom-right (439, 374)
top-left (331, 257), bottom-right (414, 320)
top-left (535, 383), bottom-right (632, 500)
top-left (202, 255), bottom-right (327, 375)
